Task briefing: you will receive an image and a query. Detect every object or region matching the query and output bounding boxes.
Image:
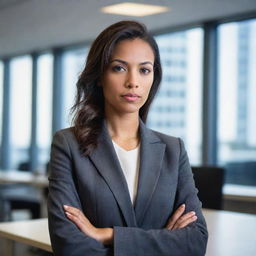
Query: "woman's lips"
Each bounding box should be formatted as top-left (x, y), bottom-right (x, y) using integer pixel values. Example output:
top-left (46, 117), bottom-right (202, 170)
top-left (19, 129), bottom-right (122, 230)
top-left (122, 93), bottom-right (140, 102)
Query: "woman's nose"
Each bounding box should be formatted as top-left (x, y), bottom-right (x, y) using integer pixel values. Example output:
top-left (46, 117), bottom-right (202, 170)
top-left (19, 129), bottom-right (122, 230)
top-left (125, 82), bottom-right (139, 88)
top-left (125, 71), bottom-right (139, 88)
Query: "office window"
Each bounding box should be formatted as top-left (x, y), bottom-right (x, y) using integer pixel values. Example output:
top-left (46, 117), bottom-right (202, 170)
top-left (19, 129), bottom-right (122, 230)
top-left (0, 61), bottom-right (3, 146)
top-left (37, 53), bottom-right (53, 166)
top-left (218, 19), bottom-right (256, 185)
top-left (9, 56), bottom-right (32, 169)
top-left (62, 47), bottom-right (88, 128)
top-left (148, 28), bottom-right (203, 165)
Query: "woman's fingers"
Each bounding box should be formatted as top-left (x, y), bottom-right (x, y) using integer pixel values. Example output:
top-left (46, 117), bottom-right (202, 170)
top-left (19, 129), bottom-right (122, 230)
top-left (63, 205), bottom-right (81, 217)
top-left (64, 205), bottom-right (83, 224)
top-left (63, 205), bottom-right (91, 234)
top-left (165, 204), bottom-right (185, 230)
top-left (172, 211), bottom-right (197, 230)
top-left (63, 205), bottom-right (112, 244)
top-left (166, 204), bottom-right (198, 230)
top-left (173, 215), bottom-right (197, 230)
top-left (64, 205), bottom-right (83, 222)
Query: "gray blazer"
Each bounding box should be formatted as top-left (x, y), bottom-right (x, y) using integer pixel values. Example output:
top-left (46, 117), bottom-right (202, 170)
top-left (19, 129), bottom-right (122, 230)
top-left (47, 120), bottom-right (208, 256)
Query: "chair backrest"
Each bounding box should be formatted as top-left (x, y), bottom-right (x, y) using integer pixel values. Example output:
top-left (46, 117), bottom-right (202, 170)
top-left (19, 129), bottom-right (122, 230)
top-left (18, 162), bottom-right (30, 172)
top-left (191, 166), bottom-right (225, 210)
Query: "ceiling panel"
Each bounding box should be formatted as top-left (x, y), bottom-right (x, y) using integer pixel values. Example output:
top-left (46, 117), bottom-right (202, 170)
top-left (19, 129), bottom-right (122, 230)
top-left (0, 0), bottom-right (255, 57)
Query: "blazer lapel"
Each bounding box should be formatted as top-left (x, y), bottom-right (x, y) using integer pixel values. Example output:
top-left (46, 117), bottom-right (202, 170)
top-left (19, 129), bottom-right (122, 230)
top-left (134, 120), bottom-right (166, 226)
top-left (88, 122), bottom-right (137, 227)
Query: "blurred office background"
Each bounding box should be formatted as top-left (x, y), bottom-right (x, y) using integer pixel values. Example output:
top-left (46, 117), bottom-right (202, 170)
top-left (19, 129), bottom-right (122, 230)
top-left (0, 0), bottom-right (256, 217)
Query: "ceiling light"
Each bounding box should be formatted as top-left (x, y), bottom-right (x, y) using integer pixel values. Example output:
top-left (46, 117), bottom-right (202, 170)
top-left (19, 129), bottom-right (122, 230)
top-left (101, 2), bottom-right (170, 17)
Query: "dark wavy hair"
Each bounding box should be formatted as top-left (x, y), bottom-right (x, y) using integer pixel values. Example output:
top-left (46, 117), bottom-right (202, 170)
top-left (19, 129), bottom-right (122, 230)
top-left (71, 20), bottom-right (162, 155)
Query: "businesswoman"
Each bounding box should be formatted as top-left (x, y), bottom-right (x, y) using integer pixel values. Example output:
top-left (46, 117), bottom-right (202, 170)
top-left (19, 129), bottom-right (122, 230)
top-left (48, 21), bottom-right (208, 256)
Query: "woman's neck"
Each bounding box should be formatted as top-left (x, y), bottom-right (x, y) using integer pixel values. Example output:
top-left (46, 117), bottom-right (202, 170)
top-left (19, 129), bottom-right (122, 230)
top-left (105, 113), bottom-right (140, 150)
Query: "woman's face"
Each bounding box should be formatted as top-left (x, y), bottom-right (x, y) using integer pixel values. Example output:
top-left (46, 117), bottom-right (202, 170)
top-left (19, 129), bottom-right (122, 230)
top-left (101, 38), bottom-right (155, 117)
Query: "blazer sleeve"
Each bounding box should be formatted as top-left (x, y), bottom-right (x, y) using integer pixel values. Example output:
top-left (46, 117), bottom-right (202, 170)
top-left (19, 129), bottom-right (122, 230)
top-left (47, 131), bottom-right (112, 256)
top-left (113, 138), bottom-right (208, 256)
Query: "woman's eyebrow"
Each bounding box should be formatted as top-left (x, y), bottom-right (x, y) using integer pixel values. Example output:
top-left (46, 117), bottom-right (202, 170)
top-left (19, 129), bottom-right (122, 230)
top-left (110, 59), bottom-right (153, 66)
top-left (140, 61), bottom-right (153, 66)
top-left (110, 59), bottom-right (128, 65)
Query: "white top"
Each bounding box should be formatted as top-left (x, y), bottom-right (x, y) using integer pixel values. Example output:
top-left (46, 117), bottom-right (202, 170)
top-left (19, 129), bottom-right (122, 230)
top-left (112, 140), bottom-right (140, 205)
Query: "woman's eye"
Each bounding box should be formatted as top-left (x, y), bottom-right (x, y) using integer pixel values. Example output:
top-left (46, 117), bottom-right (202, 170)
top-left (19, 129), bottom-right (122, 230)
top-left (140, 68), bottom-right (151, 74)
top-left (112, 65), bottom-right (125, 72)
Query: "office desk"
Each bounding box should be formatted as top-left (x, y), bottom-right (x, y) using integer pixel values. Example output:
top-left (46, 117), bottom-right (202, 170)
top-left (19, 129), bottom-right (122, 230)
top-left (0, 170), bottom-right (49, 218)
top-left (204, 209), bottom-right (256, 256)
top-left (0, 218), bottom-right (51, 255)
top-left (0, 209), bottom-right (255, 256)
top-left (0, 170), bottom-right (48, 188)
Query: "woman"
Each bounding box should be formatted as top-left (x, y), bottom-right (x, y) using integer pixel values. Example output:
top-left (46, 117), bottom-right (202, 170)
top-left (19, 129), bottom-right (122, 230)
top-left (48, 20), bottom-right (208, 256)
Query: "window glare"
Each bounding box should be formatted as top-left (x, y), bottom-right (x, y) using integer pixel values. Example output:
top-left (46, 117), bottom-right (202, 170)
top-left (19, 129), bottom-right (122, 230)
top-left (37, 53), bottom-right (53, 147)
top-left (148, 28), bottom-right (203, 165)
top-left (10, 55), bottom-right (32, 168)
top-left (62, 48), bottom-right (88, 128)
top-left (37, 53), bottom-right (53, 165)
top-left (218, 19), bottom-right (256, 164)
top-left (218, 19), bottom-right (256, 185)
top-left (0, 61), bottom-right (3, 145)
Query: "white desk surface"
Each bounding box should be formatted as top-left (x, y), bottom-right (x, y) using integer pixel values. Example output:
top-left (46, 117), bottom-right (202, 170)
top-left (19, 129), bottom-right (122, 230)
top-left (0, 209), bottom-right (255, 255)
top-left (0, 218), bottom-right (51, 252)
top-left (0, 170), bottom-right (48, 188)
top-left (204, 209), bottom-right (256, 256)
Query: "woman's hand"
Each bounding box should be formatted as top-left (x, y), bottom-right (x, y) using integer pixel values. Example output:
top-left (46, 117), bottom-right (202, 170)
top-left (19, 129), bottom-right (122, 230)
top-left (63, 205), bottom-right (113, 245)
top-left (165, 204), bottom-right (197, 230)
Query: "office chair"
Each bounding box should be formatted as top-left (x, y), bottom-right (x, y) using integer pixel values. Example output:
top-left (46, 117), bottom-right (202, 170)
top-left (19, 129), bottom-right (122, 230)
top-left (0, 162), bottom-right (41, 221)
top-left (191, 166), bottom-right (225, 210)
